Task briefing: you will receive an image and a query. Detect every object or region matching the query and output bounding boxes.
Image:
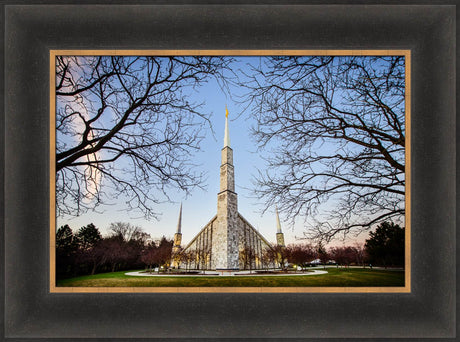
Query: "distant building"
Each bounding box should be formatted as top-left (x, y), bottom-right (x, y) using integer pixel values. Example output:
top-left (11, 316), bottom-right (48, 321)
top-left (171, 107), bottom-right (285, 271)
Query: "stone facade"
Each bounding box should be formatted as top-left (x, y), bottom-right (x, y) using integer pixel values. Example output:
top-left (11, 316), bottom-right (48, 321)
top-left (238, 214), bottom-right (273, 270)
top-left (172, 233), bottom-right (182, 253)
top-left (276, 232), bottom-right (285, 248)
top-left (214, 146), bottom-right (239, 269)
top-left (178, 212), bottom-right (275, 270)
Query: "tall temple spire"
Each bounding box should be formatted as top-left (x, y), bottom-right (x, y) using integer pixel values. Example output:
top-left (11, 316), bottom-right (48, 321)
top-left (275, 205), bottom-right (285, 247)
top-left (215, 105), bottom-right (239, 270)
top-left (224, 105), bottom-right (230, 147)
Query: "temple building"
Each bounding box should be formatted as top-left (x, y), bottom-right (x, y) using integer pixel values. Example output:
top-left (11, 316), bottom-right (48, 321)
top-left (171, 107), bottom-right (285, 271)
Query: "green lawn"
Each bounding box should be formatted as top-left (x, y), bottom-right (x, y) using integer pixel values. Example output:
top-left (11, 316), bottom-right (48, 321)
top-left (56, 268), bottom-right (405, 287)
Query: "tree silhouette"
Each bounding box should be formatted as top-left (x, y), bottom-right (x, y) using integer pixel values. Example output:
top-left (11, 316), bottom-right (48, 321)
top-left (56, 225), bottom-right (77, 276)
top-left (101, 235), bottom-right (128, 272)
top-left (261, 247), bottom-right (277, 270)
top-left (56, 56), bottom-right (231, 218)
top-left (285, 243), bottom-right (316, 271)
top-left (75, 223), bottom-right (102, 250)
top-left (272, 245), bottom-right (288, 270)
top-left (56, 224), bottom-right (75, 250)
top-left (365, 221), bottom-right (405, 268)
top-left (329, 246), bottom-right (359, 268)
top-left (317, 243), bottom-right (329, 268)
top-left (108, 222), bottom-right (147, 243)
top-left (239, 246), bottom-right (256, 272)
top-left (141, 242), bottom-right (158, 271)
top-left (241, 56), bottom-right (405, 241)
top-left (76, 240), bottom-right (107, 275)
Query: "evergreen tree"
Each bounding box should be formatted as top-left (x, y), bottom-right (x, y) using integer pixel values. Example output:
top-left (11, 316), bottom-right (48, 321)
top-left (365, 221), bottom-right (405, 267)
top-left (56, 224), bottom-right (74, 250)
top-left (76, 223), bottom-right (102, 250)
top-left (56, 224), bottom-right (77, 277)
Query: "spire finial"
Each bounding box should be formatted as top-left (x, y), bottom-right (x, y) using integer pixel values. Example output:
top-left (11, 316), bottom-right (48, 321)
top-left (224, 106), bottom-right (230, 147)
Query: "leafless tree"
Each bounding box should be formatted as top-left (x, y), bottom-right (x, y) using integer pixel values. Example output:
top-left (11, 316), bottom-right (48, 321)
top-left (182, 249), bottom-right (196, 272)
top-left (100, 235), bottom-right (128, 272)
top-left (272, 245), bottom-right (288, 270)
top-left (155, 237), bottom-right (173, 270)
top-left (353, 243), bottom-right (367, 267)
top-left (139, 237), bottom-right (172, 272)
top-left (316, 243), bottom-right (329, 269)
top-left (285, 243), bottom-right (316, 271)
top-left (239, 246), bottom-right (256, 272)
top-left (241, 56), bottom-right (405, 242)
top-left (56, 56), bottom-right (231, 218)
top-left (108, 222), bottom-right (146, 242)
top-left (140, 244), bottom-right (158, 272)
top-left (264, 247), bottom-right (279, 271)
top-left (260, 249), bottom-right (271, 270)
top-left (171, 250), bottom-right (184, 270)
top-left (329, 246), bottom-right (358, 268)
top-left (260, 247), bottom-right (277, 271)
top-left (78, 241), bottom-right (107, 275)
top-left (196, 247), bottom-right (211, 270)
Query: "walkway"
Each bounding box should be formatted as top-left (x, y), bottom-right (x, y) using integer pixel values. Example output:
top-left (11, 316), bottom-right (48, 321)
top-left (125, 269), bottom-right (328, 277)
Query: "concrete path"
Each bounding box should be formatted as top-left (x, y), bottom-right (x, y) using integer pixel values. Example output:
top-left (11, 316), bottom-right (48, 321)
top-left (125, 270), bottom-right (328, 277)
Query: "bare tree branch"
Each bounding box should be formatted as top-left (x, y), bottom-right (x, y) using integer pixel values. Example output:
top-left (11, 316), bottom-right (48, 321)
top-left (56, 56), bottom-right (232, 218)
top-left (239, 56), bottom-right (406, 242)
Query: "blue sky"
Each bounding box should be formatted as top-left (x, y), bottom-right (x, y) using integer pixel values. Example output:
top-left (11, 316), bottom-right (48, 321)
top-left (56, 57), bottom-right (370, 247)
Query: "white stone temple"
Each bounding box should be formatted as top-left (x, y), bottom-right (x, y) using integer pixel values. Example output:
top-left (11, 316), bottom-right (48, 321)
top-left (171, 107), bottom-right (285, 271)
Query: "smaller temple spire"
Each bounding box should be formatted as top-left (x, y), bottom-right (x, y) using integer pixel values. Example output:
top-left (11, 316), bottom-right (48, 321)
top-left (176, 203), bottom-right (182, 234)
top-left (275, 205), bottom-right (283, 233)
top-left (275, 205), bottom-right (285, 247)
top-left (224, 105), bottom-right (230, 147)
top-left (171, 203), bottom-right (182, 268)
top-left (172, 203), bottom-right (183, 256)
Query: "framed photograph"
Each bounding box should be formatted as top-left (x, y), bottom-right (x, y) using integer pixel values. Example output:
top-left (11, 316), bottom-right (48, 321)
top-left (3, 2), bottom-right (455, 340)
top-left (50, 50), bottom-right (410, 294)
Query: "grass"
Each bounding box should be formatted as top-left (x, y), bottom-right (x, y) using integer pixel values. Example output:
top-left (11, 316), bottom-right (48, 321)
top-left (56, 267), bottom-right (405, 287)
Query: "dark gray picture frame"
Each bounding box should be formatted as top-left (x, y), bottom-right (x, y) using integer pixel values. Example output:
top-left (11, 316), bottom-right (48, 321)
top-left (3, 2), bottom-right (456, 340)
